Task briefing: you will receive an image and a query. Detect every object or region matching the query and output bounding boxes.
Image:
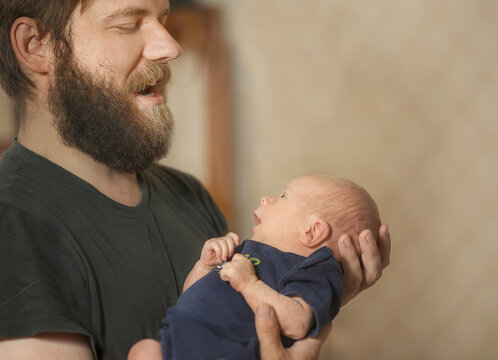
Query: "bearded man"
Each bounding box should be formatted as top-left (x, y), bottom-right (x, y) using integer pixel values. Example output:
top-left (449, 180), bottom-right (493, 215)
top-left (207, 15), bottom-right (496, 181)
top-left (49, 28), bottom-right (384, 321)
top-left (0, 0), bottom-right (391, 359)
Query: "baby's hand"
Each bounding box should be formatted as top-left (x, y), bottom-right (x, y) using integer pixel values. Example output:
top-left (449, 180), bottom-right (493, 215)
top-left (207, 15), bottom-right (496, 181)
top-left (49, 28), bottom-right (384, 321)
top-left (220, 254), bottom-right (258, 293)
top-left (200, 232), bottom-right (240, 268)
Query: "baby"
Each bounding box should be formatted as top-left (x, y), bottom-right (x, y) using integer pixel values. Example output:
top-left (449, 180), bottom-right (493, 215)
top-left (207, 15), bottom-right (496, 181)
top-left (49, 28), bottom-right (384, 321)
top-left (128, 174), bottom-right (381, 360)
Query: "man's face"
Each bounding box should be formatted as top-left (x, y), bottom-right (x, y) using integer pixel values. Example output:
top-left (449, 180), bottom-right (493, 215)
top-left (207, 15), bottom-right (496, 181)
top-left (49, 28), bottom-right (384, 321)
top-left (49, 0), bottom-right (182, 172)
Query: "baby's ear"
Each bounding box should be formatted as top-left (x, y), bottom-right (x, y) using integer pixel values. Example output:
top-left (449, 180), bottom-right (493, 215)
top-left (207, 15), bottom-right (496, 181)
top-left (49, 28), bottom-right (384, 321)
top-left (300, 215), bottom-right (331, 249)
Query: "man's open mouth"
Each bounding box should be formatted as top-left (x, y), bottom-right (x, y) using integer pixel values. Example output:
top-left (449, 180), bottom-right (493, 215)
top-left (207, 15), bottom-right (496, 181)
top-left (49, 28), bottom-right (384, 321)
top-left (136, 78), bottom-right (164, 97)
top-left (139, 86), bottom-right (155, 97)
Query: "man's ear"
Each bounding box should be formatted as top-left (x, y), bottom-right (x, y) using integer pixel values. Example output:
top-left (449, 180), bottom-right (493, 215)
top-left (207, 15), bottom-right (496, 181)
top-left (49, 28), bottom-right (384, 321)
top-left (300, 216), bottom-right (331, 249)
top-left (11, 17), bottom-right (52, 74)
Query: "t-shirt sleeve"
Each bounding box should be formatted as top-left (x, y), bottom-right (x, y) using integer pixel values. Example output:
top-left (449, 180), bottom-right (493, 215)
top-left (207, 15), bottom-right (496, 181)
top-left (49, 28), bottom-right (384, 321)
top-left (0, 204), bottom-right (92, 341)
top-left (279, 251), bottom-right (343, 338)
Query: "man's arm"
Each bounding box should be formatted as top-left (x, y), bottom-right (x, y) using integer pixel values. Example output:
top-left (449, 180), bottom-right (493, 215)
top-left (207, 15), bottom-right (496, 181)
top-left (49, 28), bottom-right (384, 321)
top-left (220, 254), bottom-right (313, 340)
top-left (0, 332), bottom-right (94, 360)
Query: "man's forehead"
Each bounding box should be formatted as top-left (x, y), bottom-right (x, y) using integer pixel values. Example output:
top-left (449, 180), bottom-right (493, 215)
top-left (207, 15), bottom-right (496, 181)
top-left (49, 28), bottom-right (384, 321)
top-left (79, 0), bottom-right (170, 19)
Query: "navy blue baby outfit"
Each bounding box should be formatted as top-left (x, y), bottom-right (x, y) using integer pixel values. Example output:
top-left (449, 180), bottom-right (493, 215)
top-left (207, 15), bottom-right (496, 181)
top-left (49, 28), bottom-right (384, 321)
top-left (159, 240), bottom-right (343, 360)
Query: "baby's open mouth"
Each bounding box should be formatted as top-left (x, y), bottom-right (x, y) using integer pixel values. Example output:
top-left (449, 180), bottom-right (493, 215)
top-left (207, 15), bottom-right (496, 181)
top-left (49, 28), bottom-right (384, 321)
top-left (253, 212), bottom-right (261, 225)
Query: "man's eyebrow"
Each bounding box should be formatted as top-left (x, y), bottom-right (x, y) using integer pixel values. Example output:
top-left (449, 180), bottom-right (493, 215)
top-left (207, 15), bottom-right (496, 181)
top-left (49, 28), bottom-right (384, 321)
top-left (103, 6), bottom-right (170, 22)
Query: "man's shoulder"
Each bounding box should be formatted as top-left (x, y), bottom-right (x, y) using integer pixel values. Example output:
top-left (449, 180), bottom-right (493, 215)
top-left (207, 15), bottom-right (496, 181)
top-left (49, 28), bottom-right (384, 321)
top-left (0, 140), bottom-right (55, 192)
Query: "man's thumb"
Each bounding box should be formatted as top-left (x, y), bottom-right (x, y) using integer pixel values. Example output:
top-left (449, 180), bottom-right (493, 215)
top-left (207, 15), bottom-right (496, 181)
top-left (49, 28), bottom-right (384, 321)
top-left (255, 303), bottom-right (285, 359)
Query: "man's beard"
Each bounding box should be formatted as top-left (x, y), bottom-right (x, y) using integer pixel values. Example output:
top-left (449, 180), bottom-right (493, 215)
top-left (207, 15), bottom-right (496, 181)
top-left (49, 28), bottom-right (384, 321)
top-left (48, 50), bottom-right (174, 173)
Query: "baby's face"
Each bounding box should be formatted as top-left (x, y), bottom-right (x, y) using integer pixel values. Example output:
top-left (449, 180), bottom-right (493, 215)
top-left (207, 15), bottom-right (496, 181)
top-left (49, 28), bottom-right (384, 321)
top-left (252, 176), bottom-right (321, 254)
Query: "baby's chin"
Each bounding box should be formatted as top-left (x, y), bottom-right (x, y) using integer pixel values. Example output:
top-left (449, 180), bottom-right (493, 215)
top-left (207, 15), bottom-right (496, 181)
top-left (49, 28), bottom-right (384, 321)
top-left (251, 234), bottom-right (279, 250)
top-left (250, 233), bottom-right (265, 244)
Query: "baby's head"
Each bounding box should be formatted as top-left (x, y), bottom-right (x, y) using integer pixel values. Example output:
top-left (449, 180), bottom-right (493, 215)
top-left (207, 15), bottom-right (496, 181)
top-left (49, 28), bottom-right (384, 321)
top-left (252, 175), bottom-right (380, 260)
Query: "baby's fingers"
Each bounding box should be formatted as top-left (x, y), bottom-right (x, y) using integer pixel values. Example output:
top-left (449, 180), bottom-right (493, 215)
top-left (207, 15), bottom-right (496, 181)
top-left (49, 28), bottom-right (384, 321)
top-left (207, 240), bottom-right (224, 261)
top-left (225, 232), bottom-right (240, 258)
top-left (219, 262), bottom-right (234, 282)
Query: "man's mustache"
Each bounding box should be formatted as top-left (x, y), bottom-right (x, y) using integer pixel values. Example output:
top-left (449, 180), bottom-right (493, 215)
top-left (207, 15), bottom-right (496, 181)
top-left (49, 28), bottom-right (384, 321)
top-left (127, 62), bottom-right (171, 94)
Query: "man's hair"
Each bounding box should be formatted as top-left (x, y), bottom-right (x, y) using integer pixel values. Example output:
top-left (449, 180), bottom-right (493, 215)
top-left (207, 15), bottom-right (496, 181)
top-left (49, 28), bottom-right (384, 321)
top-left (0, 0), bottom-right (93, 103)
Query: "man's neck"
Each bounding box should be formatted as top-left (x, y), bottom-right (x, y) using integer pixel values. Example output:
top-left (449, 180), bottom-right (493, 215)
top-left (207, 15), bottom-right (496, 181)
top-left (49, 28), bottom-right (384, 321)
top-left (17, 103), bottom-right (142, 206)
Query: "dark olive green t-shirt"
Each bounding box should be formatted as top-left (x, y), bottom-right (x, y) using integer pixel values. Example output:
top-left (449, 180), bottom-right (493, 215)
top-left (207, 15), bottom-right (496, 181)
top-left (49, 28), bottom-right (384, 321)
top-left (0, 140), bottom-right (227, 359)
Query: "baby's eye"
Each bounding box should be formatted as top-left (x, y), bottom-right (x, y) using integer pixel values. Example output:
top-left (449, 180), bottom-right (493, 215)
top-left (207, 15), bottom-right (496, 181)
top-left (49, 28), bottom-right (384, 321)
top-left (280, 193), bottom-right (287, 199)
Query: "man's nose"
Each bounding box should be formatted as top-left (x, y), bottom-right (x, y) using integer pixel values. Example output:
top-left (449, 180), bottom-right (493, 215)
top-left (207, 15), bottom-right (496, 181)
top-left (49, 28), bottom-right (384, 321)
top-left (143, 26), bottom-right (182, 63)
top-left (260, 196), bottom-right (270, 206)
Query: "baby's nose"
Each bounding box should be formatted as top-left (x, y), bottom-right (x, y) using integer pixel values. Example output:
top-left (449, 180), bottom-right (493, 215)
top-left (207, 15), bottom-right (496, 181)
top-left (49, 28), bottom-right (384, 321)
top-left (260, 196), bottom-right (270, 206)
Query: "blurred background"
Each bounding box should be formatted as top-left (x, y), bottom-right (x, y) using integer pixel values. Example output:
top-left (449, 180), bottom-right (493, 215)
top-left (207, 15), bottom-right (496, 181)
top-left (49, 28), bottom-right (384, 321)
top-left (0, 0), bottom-right (497, 359)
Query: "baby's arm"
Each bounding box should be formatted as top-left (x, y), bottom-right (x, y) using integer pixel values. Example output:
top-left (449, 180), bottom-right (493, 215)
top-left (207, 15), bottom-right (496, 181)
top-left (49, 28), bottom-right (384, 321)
top-left (183, 232), bottom-right (240, 292)
top-left (220, 254), bottom-right (313, 340)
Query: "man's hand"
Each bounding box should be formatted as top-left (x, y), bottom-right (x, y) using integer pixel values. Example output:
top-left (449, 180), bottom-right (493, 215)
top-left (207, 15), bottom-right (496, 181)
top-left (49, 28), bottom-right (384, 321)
top-left (200, 232), bottom-right (240, 268)
top-left (220, 253), bottom-right (258, 293)
top-left (339, 224), bottom-right (391, 305)
top-left (256, 303), bottom-right (331, 360)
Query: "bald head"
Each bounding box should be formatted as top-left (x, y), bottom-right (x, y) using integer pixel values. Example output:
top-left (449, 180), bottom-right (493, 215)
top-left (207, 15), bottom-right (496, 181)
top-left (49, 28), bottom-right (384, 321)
top-left (302, 175), bottom-right (381, 254)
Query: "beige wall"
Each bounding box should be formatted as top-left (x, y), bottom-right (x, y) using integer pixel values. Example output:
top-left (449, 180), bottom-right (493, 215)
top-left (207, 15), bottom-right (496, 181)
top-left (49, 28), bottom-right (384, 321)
top-left (200, 0), bottom-right (498, 359)
top-left (161, 50), bottom-right (209, 181)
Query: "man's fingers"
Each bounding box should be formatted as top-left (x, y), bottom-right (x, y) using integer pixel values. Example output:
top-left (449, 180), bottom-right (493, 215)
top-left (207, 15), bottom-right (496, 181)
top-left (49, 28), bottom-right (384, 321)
top-left (338, 234), bottom-right (362, 305)
top-left (256, 304), bottom-right (328, 360)
top-left (377, 224), bottom-right (391, 269)
top-left (255, 304), bottom-right (285, 359)
top-left (359, 229), bottom-right (382, 290)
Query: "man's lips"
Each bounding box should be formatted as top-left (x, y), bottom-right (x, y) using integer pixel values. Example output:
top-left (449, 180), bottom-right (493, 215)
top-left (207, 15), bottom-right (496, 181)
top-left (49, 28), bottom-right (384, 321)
top-left (151, 77), bottom-right (166, 93)
top-left (134, 76), bottom-right (166, 96)
top-left (133, 78), bottom-right (167, 105)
